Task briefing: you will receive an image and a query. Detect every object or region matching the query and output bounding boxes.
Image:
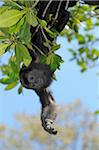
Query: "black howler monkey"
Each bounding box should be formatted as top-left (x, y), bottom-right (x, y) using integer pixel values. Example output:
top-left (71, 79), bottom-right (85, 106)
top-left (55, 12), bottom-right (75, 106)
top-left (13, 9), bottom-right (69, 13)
top-left (20, 50), bottom-right (58, 134)
top-left (19, 0), bottom-right (99, 134)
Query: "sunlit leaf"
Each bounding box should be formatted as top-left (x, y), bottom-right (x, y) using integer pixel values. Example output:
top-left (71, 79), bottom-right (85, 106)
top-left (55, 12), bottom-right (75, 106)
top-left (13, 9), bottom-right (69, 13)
top-left (41, 20), bottom-right (47, 28)
top-left (16, 43), bottom-right (32, 66)
top-left (76, 34), bottom-right (85, 44)
top-left (51, 44), bottom-right (60, 52)
top-left (0, 77), bottom-right (13, 85)
top-left (0, 6), bottom-right (10, 14)
top-left (20, 20), bottom-right (31, 45)
top-left (4, 81), bottom-right (18, 90)
top-left (0, 9), bottom-right (26, 28)
top-left (86, 19), bottom-right (93, 29)
top-left (26, 10), bottom-right (38, 27)
top-left (92, 49), bottom-right (99, 56)
top-left (0, 43), bottom-right (10, 56)
top-left (47, 53), bottom-right (64, 71)
top-left (8, 16), bottom-right (25, 34)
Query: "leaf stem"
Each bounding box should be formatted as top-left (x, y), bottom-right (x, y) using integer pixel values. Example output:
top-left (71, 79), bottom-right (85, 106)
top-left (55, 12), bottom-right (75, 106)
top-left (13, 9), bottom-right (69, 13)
top-left (8, 0), bottom-right (24, 9)
top-left (32, 44), bottom-right (46, 56)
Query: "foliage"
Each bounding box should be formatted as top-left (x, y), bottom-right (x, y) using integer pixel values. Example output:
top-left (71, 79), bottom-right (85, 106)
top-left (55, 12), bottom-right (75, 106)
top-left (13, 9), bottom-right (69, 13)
top-left (61, 5), bottom-right (99, 72)
top-left (0, 100), bottom-right (99, 150)
top-left (0, 1), bottom-right (98, 91)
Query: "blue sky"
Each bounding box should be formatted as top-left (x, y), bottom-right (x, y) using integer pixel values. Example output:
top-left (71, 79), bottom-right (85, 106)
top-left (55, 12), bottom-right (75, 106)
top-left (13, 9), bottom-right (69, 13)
top-left (0, 36), bottom-right (98, 127)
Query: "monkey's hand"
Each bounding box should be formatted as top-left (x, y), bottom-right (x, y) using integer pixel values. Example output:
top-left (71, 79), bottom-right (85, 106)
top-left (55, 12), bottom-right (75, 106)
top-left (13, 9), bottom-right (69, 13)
top-left (41, 102), bottom-right (57, 135)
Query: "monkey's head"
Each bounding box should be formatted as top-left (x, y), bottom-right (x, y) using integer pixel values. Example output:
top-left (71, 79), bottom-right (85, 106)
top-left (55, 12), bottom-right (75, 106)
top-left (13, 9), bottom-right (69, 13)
top-left (19, 62), bottom-right (53, 90)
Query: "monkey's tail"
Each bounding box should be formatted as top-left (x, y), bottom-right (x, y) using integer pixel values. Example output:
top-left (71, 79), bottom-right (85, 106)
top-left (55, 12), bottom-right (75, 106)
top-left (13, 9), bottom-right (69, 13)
top-left (35, 89), bottom-right (58, 135)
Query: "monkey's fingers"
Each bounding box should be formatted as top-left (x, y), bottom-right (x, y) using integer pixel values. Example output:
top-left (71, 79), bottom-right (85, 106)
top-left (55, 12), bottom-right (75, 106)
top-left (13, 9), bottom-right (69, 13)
top-left (42, 118), bottom-right (57, 135)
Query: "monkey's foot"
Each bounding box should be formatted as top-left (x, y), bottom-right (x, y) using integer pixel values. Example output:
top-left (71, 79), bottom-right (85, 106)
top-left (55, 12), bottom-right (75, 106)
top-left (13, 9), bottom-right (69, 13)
top-left (41, 104), bottom-right (57, 135)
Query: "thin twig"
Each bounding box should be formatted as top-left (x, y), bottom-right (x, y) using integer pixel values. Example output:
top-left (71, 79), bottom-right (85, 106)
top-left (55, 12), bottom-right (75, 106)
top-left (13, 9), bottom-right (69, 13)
top-left (32, 44), bottom-right (46, 56)
top-left (31, 25), bottom-right (40, 39)
top-left (42, 0), bottom-right (53, 18)
top-left (65, 0), bottom-right (69, 10)
top-left (8, 0), bottom-right (24, 9)
top-left (31, 0), bottom-right (39, 9)
top-left (40, 27), bottom-right (51, 50)
top-left (49, 0), bottom-right (62, 28)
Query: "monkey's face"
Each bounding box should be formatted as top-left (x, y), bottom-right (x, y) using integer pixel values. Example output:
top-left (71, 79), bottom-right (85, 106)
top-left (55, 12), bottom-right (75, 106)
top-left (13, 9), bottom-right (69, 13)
top-left (19, 63), bottom-right (52, 90)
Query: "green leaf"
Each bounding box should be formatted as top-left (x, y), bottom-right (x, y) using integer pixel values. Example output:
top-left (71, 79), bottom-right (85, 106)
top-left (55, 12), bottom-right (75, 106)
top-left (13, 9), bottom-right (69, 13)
top-left (40, 20), bottom-right (54, 37)
top-left (76, 34), bottom-right (85, 44)
top-left (86, 19), bottom-right (93, 29)
top-left (44, 26), bottom-right (54, 37)
top-left (19, 44), bottom-right (32, 62)
top-left (86, 34), bottom-right (94, 42)
top-left (16, 43), bottom-right (32, 66)
top-left (60, 29), bottom-right (68, 36)
top-left (23, 58), bottom-right (31, 66)
top-left (47, 53), bottom-right (64, 71)
top-left (40, 55), bottom-right (46, 64)
top-left (0, 43), bottom-right (10, 56)
top-left (26, 10), bottom-right (38, 27)
top-left (92, 49), bottom-right (99, 57)
top-left (0, 28), bottom-right (10, 38)
top-left (0, 65), bottom-right (10, 75)
top-left (0, 77), bottom-right (13, 85)
top-left (20, 20), bottom-right (31, 45)
top-left (18, 85), bottom-right (23, 95)
top-left (0, 31), bottom-right (5, 36)
top-left (52, 73), bottom-right (57, 80)
top-left (41, 20), bottom-right (47, 28)
top-left (0, 72), bottom-right (18, 85)
top-left (0, 6), bottom-right (10, 14)
top-left (4, 81), bottom-right (18, 90)
top-left (77, 60), bottom-right (87, 72)
top-left (15, 44), bottom-right (23, 68)
top-left (73, 24), bottom-right (78, 33)
top-left (0, 9), bottom-right (26, 28)
top-left (78, 47), bottom-right (85, 54)
top-left (10, 60), bottom-right (18, 73)
top-left (51, 44), bottom-right (60, 52)
top-left (43, 41), bottom-right (50, 47)
top-left (8, 16), bottom-right (25, 34)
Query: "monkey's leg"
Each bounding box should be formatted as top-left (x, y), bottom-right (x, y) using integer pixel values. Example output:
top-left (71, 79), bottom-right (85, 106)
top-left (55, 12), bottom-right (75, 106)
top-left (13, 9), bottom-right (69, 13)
top-left (35, 89), bottom-right (57, 135)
